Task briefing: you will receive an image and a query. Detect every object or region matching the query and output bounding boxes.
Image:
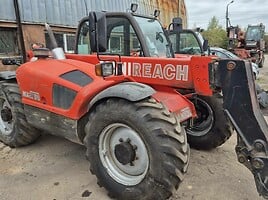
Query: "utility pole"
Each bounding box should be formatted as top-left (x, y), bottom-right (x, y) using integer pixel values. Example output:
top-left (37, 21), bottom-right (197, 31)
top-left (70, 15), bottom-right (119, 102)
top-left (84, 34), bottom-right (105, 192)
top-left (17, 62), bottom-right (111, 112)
top-left (226, 0), bottom-right (234, 31)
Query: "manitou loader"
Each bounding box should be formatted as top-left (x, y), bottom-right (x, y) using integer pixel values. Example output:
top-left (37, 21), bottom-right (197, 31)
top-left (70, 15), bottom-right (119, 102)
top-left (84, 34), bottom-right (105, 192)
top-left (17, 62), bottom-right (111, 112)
top-left (1, 7), bottom-right (268, 200)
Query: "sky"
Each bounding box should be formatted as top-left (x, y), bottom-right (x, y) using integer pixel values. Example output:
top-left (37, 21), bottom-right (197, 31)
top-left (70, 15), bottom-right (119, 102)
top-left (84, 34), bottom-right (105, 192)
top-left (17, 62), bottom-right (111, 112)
top-left (185, 0), bottom-right (268, 30)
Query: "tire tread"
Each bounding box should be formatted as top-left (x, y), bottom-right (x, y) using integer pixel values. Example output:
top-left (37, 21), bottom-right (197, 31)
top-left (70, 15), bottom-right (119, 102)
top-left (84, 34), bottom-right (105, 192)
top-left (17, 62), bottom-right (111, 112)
top-left (0, 82), bottom-right (40, 147)
top-left (84, 98), bottom-right (189, 200)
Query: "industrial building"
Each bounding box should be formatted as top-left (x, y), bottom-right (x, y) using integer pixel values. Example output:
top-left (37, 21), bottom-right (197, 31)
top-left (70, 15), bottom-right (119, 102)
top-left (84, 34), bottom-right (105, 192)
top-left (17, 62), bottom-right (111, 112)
top-left (0, 0), bottom-right (187, 70)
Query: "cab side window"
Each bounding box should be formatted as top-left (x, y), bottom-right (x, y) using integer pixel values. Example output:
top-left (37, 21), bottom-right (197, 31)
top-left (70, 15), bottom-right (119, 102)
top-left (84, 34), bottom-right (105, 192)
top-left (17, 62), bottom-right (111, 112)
top-left (170, 32), bottom-right (201, 55)
top-left (178, 32), bottom-right (201, 55)
top-left (77, 17), bottom-right (142, 56)
top-left (106, 17), bottom-right (142, 56)
top-left (77, 21), bottom-right (91, 54)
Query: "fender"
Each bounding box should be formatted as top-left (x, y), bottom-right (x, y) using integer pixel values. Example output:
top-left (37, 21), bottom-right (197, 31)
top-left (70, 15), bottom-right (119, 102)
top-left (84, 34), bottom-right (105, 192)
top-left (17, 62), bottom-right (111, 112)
top-left (152, 87), bottom-right (196, 122)
top-left (88, 82), bottom-right (155, 109)
top-left (88, 82), bottom-right (195, 123)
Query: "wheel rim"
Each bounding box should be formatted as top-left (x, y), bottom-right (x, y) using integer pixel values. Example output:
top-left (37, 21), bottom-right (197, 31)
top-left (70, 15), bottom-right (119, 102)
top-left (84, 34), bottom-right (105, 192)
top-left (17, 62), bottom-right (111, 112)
top-left (187, 98), bottom-right (214, 137)
top-left (99, 123), bottom-right (149, 186)
top-left (0, 98), bottom-right (14, 136)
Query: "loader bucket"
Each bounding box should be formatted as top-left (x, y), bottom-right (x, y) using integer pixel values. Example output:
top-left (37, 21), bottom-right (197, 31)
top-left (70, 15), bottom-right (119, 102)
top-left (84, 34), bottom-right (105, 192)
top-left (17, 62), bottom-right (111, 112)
top-left (210, 59), bottom-right (268, 198)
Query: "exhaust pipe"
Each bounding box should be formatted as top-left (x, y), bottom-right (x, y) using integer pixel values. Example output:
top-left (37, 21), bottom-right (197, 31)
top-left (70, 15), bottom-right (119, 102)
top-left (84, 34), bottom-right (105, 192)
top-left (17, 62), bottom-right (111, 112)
top-left (44, 23), bottom-right (66, 60)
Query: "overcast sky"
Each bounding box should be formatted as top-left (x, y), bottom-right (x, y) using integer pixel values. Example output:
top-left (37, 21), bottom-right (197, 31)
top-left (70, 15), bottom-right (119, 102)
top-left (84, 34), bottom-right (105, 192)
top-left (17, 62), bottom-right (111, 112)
top-left (185, 0), bottom-right (268, 30)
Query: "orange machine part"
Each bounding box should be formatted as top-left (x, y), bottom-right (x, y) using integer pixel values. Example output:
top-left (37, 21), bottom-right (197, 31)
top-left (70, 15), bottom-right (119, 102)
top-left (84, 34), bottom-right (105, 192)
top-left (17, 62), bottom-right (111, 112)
top-left (17, 55), bottom-right (203, 121)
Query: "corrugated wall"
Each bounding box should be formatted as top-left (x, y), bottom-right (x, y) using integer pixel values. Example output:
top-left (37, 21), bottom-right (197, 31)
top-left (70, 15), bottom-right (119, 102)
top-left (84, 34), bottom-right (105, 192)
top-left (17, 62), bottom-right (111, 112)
top-left (0, 0), bottom-right (16, 21)
top-left (0, 0), bottom-right (186, 27)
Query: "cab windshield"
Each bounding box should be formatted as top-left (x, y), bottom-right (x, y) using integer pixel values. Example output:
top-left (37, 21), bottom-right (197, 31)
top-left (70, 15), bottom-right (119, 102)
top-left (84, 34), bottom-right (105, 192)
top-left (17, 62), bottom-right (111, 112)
top-left (134, 16), bottom-right (172, 58)
top-left (246, 27), bottom-right (262, 41)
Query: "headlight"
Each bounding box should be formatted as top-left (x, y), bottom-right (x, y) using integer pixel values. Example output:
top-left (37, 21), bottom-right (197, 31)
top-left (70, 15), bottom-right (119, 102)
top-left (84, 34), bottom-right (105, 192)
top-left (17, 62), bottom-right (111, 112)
top-left (95, 62), bottom-right (114, 77)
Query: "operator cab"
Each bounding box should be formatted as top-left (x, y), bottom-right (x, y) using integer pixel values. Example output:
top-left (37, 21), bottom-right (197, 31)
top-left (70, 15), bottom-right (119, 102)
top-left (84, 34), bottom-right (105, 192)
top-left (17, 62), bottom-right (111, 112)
top-left (245, 24), bottom-right (265, 49)
top-left (169, 30), bottom-right (204, 55)
top-left (168, 18), bottom-right (208, 56)
top-left (75, 12), bottom-right (173, 58)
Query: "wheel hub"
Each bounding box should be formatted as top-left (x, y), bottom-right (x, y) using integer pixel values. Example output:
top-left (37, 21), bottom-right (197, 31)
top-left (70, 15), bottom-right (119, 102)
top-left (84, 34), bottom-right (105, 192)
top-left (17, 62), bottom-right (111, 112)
top-left (1, 107), bottom-right (12, 122)
top-left (114, 139), bottom-right (136, 165)
top-left (99, 123), bottom-right (149, 185)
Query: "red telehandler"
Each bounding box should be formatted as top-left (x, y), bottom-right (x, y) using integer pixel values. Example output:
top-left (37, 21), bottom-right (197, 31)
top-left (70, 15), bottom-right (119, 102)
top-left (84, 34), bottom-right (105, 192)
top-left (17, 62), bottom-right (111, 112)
top-left (1, 7), bottom-right (268, 200)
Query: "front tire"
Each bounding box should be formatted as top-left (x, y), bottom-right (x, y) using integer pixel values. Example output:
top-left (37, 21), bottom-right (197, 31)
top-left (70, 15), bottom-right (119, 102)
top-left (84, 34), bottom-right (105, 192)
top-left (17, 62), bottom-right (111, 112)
top-left (0, 83), bottom-right (40, 147)
top-left (186, 94), bottom-right (233, 150)
top-left (84, 98), bottom-right (189, 200)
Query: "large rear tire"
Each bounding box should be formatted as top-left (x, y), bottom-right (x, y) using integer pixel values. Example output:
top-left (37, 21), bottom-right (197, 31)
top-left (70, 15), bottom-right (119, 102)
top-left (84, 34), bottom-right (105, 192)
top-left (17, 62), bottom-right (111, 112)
top-left (84, 98), bottom-right (189, 200)
top-left (0, 83), bottom-right (40, 147)
top-left (186, 94), bottom-right (233, 150)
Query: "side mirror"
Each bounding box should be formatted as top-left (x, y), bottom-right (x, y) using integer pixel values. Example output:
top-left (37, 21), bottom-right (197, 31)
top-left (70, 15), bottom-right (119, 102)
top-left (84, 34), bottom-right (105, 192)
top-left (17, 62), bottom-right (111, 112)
top-left (203, 39), bottom-right (209, 52)
top-left (88, 12), bottom-right (107, 52)
top-left (169, 17), bottom-right (183, 33)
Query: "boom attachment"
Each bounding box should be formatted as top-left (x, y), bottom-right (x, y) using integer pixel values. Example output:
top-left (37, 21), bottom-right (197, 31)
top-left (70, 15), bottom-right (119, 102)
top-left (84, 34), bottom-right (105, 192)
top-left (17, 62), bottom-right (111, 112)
top-left (210, 59), bottom-right (268, 198)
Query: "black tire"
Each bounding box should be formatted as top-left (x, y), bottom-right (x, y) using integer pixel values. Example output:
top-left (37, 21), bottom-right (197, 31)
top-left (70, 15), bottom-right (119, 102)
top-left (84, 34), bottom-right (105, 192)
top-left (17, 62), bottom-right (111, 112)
top-left (0, 83), bottom-right (40, 147)
top-left (84, 98), bottom-right (189, 200)
top-left (186, 93), bottom-right (233, 150)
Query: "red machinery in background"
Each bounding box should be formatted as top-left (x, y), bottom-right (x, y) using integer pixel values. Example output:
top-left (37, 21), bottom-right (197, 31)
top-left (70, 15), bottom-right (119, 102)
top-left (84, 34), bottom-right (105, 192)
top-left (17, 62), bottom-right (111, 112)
top-left (227, 23), bottom-right (266, 67)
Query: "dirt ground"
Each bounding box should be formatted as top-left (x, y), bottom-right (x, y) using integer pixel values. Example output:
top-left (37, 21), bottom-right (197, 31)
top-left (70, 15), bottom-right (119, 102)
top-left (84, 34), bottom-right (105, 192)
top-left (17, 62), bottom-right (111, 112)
top-left (0, 56), bottom-right (267, 200)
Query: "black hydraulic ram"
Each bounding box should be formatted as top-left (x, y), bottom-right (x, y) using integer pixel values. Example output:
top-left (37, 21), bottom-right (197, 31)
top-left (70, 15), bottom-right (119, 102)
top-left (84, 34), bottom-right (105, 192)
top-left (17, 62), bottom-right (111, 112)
top-left (210, 59), bottom-right (268, 198)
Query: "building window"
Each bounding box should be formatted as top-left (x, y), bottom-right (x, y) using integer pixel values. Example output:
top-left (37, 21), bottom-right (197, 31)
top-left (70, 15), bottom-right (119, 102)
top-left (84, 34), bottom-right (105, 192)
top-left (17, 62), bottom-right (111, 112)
top-left (45, 32), bottom-right (75, 53)
top-left (63, 34), bottom-right (75, 53)
top-left (0, 28), bottom-right (19, 56)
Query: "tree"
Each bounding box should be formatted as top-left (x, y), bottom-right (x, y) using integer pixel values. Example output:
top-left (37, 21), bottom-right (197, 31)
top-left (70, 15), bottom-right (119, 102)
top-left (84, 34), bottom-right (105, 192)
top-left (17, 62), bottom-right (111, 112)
top-left (207, 16), bottom-right (220, 30)
top-left (202, 16), bottom-right (228, 48)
